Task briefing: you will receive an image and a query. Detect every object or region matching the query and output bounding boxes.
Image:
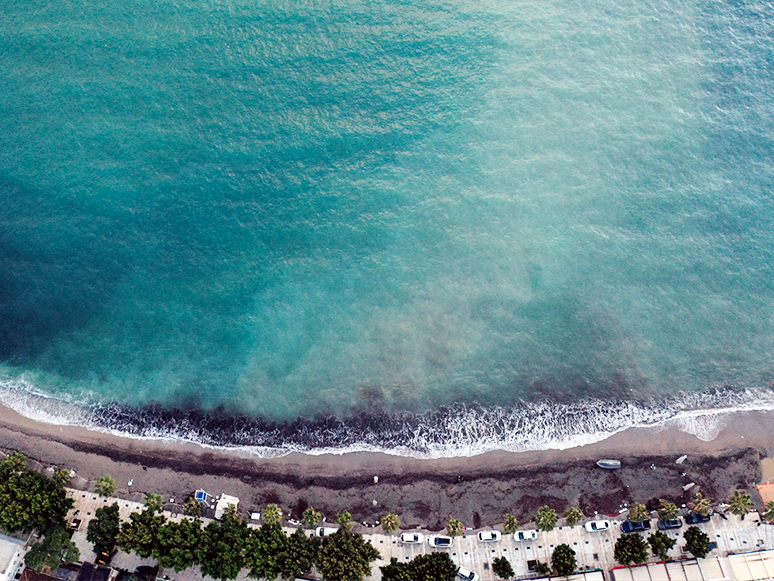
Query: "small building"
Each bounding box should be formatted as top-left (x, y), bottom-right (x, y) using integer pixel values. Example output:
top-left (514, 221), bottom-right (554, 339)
top-left (214, 494), bottom-right (239, 520)
top-left (194, 489), bottom-right (208, 503)
top-left (0, 533), bottom-right (26, 581)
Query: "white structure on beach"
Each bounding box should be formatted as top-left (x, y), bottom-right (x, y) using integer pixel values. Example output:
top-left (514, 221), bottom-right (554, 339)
top-left (214, 493), bottom-right (239, 520)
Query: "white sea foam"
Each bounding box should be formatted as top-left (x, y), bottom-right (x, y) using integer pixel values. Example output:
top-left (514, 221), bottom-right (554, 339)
top-left (1, 377), bottom-right (774, 459)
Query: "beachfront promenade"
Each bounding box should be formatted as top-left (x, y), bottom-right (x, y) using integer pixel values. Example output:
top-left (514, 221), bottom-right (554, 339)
top-left (64, 488), bottom-right (774, 581)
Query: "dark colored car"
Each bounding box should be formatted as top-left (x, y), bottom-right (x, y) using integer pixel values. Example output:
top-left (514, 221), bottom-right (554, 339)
top-left (621, 520), bottom-right (651, 533)
top-left (657, 519), bottom-right (683, 530)
top-left (684, 513), bottom-right (711, 524)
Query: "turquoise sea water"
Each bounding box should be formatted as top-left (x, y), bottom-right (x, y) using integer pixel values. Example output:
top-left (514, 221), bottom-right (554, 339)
top-left (1, 0), bottom-right (773, 451)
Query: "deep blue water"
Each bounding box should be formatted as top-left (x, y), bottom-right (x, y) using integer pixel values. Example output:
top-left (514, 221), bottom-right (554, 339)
top-left (1, 0), bottom-right (773, 451)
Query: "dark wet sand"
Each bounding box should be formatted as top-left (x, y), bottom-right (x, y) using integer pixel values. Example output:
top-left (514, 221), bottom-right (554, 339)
top-left (0, 403), bottom-right (771, 531)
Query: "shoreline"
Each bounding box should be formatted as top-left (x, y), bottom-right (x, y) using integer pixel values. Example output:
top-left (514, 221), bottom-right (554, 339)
top-left (0, 402), bottom-right (772, 531)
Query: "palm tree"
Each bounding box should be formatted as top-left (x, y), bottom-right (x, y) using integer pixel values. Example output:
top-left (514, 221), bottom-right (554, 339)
top-left (535, 506), bottom-right (557, 532)
top-left (628, 503), bottom-right (649, 522)
top-left (503, 513), bottom-right (519, 534)
top-left (336, 511), bottom-right (353, 530)
top-left (381, 513), bottom-right (400, 533)
top-left (658, 500), bottom-right (679, 521)
top-left (446, 516), bottom-right (465, 537)
top-left (563, 506), bottom-right (584, 527)
top-left (690, 493), bottom-right (712, 516)
top-left (762, 501), bottom-right (774, 523)
top-left (263, 503), bottom-right (282, 526)
top-left (727, 490), bottom-right (753, 517)
top-left (145, 493), bottom-right (163, 513)
top-left (302, 506), bottom-right (323, 527)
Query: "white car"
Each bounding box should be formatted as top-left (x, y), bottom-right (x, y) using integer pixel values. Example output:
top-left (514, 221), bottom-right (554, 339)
top-left (428, 535), bottom-right (454, 548)
top-left (514, 529), bottom-right (538, 541)
top-left (315, 527), bottom-right (339, 537)
top-left (584, 520), bottom-right (611, 532)
top-left (457, 566), bottom-right (481, 581)
top-left (400, 532), bottom-right (424, 544)
top-left (478, 530), bottom-right (502, 542)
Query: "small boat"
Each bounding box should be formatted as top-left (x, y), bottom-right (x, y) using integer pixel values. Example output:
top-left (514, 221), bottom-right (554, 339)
top-left (596, 459), bottom-right (621, 469)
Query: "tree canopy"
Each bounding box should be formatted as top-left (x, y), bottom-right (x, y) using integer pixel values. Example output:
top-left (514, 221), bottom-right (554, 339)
top-left (154, 517), bottom-right (204, 572)
top-left (628, 503), bottom-right (649, 522)
top-left (493, 556), bottom-right (515, 579)
top-left (614, 533), bottom-right (649, 566)
top-left (244, 524), bottom-right (288, 580)
top-left (504, 513), bottom-right (519, 534)
top-left (276, 528), bottom-right (318, 580)
top-left (536, 506), bottom-right (558, 532)
top-left (0, 462), bottom-right (74, 533)
top-left (552, 544), bottom-right (577, 576)
top-left (198, 510), bottom-right (249, 580)
top-left (648, 531), bottom-right (677, 561)
top-left (117, 508), bottom-right (167, 558)
top-left (728, 490), bottom-right (753, 516)
top-left (317, 528), bottom-right (381, 581)
top-left (95, 476), bottom-right (116, 497)
top-left (446, 516), bottom-right (464, 537)
top-left (563, 506), bottom-right (584, 527)
top-left (658, 500), bottom-right (679, 521)
top-left (407, 552), bottom-right (457, 581)
top-left (684, 526), bottom-right (712, 558)
top-left (24, 526), bottom-right (80, 573)
top-left (87, 503), bottom-right (121, 558)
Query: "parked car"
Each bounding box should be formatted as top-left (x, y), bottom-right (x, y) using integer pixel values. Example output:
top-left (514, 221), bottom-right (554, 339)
top-left (457, 566), bottom-right (480, 581)
top-left (428, 535), bottom-right (454, 548)
top-left (657, 519), bottom-right (683, 530)
top-left (684, 513), bottom-right (711, 525)
top-left (584, 520), bottom-right (611, 532)
top-left (400, 532), bottom-right (424, 544)
top-left (315, 527), bottom-right (339, 537)
top-left (478, 530), bottom-right (502, 542)
top-left (514, 529), bottom-right (538, 541)
top-left (621, 520), bottom-right (651, 533)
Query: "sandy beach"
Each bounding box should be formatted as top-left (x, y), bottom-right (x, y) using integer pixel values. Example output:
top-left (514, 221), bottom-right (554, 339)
top-left (0, 403), bottom-right (772, 531)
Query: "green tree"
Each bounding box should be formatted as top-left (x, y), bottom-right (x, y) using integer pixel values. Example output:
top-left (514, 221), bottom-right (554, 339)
top-left (53, 469), bottom-right (71, 487)
top-left (87, 503), bottom-right (120, 558)
top-left (184, 497), bottom-right (202, 517)
top-left (316, 528), bottom-right (381, 581)
top-left (303, 506), bottom-right (323, 527)
top-left (684, 526), bottom-right (712, 558)
top-left (614, 533), bottom-right (649, 566)
top-left (24, 526), bottom-right (80, 573)
top-left (534, 562), bottom-right (552, 576)
top-left (261, 503), bottom-right (282, 526)
top-left (493, 556), bottom-right (515, 579)
top-left (198, 508), bottom-right (249, 580)
top-left (628, 503), bottom-right (649, 522)
top-left (503, 513), bottom-right (519, 534)
top-left (380, 557), bottom-right (412, 581)
top-left (536, 506), bottom-right (558, 532)
top-left (563, 506), bottom-right (584, 527)
top-left (381, 513), bottom-right (400, 533)
top-left (763, 501), bottom-right (774, 523)
top-left (690, 493), bottom-right (712, 516)
top-left (0, 469), bottom-right (74, 533)
top-left (408, 552), bottom-right (457, 581)
top-left (728, 490), bottom-right (753, 516)
top-left (0, 452), bottom-right (27, 482)
top-left (551, 544), bottom-right (577, 576)
top-left (117, 508), bottom-right (167, 558)
top-left (244, 523), bottom-right (289, 580)
top-left (648, 531), bottom-right (677, 561)
top-left (658, 500), bottom-right (679, 521)
top-left (277, 528), bottom-right (319, 580)
top-left (145, 493), bottom-right (163, 513)
top-left (95, 476), bottom-right (116, 497)
top-left (154, 517), bottom-right (203, 572)
top-left (446, 516), bottom-right (464, 537)
top-left (336, 510), bottom-right (353, 531)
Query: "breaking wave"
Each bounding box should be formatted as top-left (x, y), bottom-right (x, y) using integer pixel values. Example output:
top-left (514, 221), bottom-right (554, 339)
top-left (1, 378), bottom-right (774, 459)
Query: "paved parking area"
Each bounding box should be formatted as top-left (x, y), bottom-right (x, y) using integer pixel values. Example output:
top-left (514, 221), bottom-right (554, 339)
top-left (64, 489), bottom-right (774, 581)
